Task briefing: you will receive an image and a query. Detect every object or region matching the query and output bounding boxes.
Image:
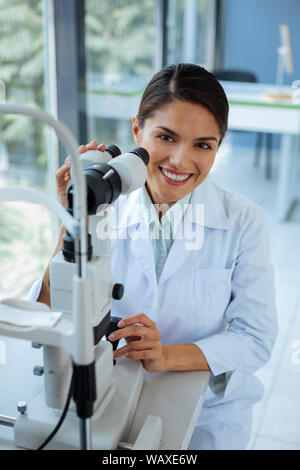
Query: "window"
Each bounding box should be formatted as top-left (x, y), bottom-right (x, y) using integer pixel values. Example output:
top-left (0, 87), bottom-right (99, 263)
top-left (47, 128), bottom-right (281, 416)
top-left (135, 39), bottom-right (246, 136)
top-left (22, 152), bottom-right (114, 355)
top-left (84, 0), bottom-right (157, 150)
top-left (0, 0), bottom-right (54, 300)
top-left (167, 0), bottom-right (216, 68)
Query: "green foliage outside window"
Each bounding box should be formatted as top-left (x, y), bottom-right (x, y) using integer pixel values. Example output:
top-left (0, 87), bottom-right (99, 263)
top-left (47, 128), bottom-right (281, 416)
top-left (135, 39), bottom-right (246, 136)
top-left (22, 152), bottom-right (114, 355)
top-left (0, 0), bottom-right (45, 165)
top-left (85, 0), bottom-right (155, 78)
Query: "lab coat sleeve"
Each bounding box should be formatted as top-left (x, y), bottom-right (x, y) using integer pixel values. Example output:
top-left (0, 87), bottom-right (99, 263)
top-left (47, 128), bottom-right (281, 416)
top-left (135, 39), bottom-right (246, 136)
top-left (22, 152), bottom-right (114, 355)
top-left (26, 277), bottom-right (43, 302)
top-left (193, 206), bottom-right (278, 396)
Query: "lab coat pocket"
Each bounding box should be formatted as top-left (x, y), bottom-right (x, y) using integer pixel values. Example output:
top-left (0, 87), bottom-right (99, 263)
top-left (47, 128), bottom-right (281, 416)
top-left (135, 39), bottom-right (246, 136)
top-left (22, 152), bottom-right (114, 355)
top-left (194, 268), bottom-right (233, 330)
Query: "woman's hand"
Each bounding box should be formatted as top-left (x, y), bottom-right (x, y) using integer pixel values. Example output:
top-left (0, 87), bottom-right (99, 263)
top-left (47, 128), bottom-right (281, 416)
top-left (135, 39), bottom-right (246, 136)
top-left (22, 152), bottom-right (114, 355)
top-left (108, 313), bottom-right (168, 373)
top-left (56, 140), bottom-right (106, 207)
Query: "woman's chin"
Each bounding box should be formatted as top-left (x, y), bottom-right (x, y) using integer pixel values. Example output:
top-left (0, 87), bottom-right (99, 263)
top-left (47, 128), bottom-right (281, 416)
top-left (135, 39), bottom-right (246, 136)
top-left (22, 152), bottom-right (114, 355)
top-left (153, 185), bottom-right (189, 205)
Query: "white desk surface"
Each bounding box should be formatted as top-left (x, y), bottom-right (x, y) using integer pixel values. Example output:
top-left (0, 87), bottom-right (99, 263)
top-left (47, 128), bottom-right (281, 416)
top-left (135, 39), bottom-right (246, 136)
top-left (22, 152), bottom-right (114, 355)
top-left (128, 369), bottom-right (209, 450)
top-left (0, 336), bottom-right (209, 450)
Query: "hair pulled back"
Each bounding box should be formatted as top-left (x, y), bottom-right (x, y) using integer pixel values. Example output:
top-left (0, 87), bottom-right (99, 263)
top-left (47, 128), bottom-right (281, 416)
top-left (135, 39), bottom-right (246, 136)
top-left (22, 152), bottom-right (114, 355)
top-left (137, 63), bottom-right (229, 141)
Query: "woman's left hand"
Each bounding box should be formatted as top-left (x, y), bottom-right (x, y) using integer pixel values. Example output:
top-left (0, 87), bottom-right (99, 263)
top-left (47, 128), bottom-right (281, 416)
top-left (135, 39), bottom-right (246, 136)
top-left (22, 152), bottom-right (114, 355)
top-left (108, 313), bottom-right (168, 373)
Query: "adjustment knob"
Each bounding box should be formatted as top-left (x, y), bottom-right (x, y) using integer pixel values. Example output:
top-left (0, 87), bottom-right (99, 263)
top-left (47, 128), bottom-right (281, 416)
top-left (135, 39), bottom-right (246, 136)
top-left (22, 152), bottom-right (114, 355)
top-left (105, 315), bottom-right (124, 366)
top-left (112, 283), bottom-right (124, 300)
top-left (17, 401), bottom-right (27, 414)
top-left (33, 365), bottom-right (44, 376)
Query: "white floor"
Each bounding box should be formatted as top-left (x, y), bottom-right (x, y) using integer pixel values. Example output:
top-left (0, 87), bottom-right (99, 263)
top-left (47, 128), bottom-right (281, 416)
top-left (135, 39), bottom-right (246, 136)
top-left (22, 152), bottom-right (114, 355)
top-left (210, 139), bottom-right (300, 450)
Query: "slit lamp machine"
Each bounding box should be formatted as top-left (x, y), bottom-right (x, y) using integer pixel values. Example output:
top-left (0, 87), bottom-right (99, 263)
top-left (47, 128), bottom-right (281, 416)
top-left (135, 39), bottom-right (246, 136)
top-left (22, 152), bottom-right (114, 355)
top-left (0, 103), bottom-right (208, 451)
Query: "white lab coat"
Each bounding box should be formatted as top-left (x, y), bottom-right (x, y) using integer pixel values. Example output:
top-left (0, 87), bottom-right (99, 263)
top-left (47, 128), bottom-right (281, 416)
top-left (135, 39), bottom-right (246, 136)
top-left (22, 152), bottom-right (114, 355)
top-left (109, 177), bottom-right (278, 450)
top-left (29, 177), bottom-right (277, 450)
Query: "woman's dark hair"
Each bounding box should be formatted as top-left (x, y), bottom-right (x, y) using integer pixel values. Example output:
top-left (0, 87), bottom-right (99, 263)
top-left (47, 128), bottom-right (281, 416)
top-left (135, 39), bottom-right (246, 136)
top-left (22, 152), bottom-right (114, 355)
top-left (137, 63), bottom-right (229, 141)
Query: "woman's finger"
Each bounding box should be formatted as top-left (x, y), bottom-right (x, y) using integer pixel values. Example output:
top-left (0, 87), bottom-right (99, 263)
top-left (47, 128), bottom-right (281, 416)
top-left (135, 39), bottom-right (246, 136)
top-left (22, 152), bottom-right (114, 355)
top-left (64, 171), bottom-right (71, 182)
top-left (108, 324), bottom-right (159, 342)
top-left (125, 335), bottom-right (141, 344)
top-left (97, 143), bottom-right (106, 152)
top-left (64, 146), bottom-right (86, 165)
top-left (124, 350), bottom-right (157, 360)
top-left (79, 145), bottom-right (88, 154)
top-left (56, 161), bottom-right (71, 181)
top-left (64, 142), bottom-right (105, 167)
top-left (113, 340), bottom-right (156, 359)
top-left (85, 140), bottom-right (99, 150)
top-left (118, 313), bottom-right (156, 329)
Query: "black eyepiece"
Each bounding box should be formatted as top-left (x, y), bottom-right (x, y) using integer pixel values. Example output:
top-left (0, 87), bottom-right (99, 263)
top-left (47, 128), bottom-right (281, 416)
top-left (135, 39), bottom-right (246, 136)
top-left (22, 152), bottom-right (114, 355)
top-left (106, 144), bottom-right (121, 158)
top-left (129, 147), bottom-right (149, 166)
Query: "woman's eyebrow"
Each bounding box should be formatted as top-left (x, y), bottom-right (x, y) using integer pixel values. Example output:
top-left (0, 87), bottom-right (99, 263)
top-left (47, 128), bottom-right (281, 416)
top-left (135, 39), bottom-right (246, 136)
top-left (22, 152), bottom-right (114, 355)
top-left (154, 126), bottom-right (218, 143)
top-left (194, 136), bottom-right (219, 143)
top-left (155, 126), bottom-right (179, 137)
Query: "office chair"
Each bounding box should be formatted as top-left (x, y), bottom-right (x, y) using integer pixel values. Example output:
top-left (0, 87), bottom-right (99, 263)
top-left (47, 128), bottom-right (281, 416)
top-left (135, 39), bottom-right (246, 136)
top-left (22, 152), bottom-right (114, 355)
top-left (213, 69), bottom-right (273, 179)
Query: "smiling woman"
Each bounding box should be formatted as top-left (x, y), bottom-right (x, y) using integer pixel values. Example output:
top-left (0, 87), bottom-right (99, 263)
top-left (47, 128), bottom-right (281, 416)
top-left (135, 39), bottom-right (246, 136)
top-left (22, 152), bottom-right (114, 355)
top-left (30, 63), bottom-right (278, 451)
top-left (133, 100), bottom-right (221, 208)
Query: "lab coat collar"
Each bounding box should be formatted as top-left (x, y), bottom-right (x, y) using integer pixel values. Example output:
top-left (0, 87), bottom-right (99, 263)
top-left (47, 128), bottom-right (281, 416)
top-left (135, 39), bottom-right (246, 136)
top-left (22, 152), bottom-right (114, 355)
top-left (187, 178), bottom-right (230, 230)
top-left (112, 177), bottom-right (230, 231)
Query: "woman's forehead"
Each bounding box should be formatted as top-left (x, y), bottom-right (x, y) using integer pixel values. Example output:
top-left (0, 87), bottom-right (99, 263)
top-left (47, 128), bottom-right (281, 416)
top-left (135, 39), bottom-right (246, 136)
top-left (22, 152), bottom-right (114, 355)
top-left (145, 100), bottom-right (220, 135)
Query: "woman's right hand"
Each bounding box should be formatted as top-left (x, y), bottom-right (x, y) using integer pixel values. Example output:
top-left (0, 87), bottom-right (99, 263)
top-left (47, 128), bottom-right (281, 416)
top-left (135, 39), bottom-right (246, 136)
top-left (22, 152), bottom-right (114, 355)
top-left (56, 140), bottom-right (106, 207)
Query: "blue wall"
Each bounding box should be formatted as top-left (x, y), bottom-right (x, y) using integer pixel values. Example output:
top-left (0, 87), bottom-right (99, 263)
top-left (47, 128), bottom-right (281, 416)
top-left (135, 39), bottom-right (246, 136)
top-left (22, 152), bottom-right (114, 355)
top-left (223, 0), bottom-right (300, 148)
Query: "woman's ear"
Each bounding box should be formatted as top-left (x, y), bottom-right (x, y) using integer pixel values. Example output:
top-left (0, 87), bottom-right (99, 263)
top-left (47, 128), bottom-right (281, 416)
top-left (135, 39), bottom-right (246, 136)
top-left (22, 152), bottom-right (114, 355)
top-left (132, 116), bottom-right (141, 145)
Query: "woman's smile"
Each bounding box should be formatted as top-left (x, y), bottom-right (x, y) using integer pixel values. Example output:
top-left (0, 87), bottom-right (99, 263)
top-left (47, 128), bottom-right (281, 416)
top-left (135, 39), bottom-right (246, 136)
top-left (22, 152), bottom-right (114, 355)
top-left (159, 166), bottom-right (194, 186)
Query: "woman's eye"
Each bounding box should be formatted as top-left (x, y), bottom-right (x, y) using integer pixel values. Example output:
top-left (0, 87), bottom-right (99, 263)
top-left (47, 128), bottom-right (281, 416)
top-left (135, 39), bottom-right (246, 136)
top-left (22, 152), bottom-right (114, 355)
top-left (197, 142), bottom-right (211, 150)
top-left (158, 134), bottom-right (173, 142)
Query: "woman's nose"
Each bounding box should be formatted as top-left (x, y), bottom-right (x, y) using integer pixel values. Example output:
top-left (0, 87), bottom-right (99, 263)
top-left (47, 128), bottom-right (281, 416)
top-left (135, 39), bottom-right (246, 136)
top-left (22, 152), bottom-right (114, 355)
top-left (168, 145), bottom-right (192, 170)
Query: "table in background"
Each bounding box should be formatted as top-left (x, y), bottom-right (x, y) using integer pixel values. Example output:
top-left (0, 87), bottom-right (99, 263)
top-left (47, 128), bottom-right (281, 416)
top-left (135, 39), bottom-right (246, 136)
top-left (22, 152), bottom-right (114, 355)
top-left (222, 81), bottom-right (300, 221)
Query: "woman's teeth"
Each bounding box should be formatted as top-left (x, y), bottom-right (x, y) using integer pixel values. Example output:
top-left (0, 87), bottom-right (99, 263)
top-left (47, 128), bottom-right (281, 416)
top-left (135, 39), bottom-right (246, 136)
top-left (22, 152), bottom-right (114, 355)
top-left (161, 167), bottom-right (191, 181)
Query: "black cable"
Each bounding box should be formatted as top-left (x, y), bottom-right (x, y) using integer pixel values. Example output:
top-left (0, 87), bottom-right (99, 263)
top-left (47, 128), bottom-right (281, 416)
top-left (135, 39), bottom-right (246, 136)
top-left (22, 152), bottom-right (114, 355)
top-left (37, 370), bottom-right (74, 450)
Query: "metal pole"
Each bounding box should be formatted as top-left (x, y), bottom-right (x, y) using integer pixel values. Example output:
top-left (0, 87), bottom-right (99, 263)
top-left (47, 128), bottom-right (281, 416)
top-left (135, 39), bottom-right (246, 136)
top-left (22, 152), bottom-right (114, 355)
top-left (155, 0), bottom-right (169, 71)
top-left (0, 414), bottom-right (16, 428)
top-left (183, 0), bottom-right (197, 63)
top-left (80, 418), bottom-right (92, 450)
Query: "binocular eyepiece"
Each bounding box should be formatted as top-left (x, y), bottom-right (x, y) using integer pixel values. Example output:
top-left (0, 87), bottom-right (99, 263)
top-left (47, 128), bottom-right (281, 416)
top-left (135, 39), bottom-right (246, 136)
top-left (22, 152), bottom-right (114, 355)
top-left (66, 145), bottom-right (149, 215)
top-left (63, 144), bottom-right (149, 263)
